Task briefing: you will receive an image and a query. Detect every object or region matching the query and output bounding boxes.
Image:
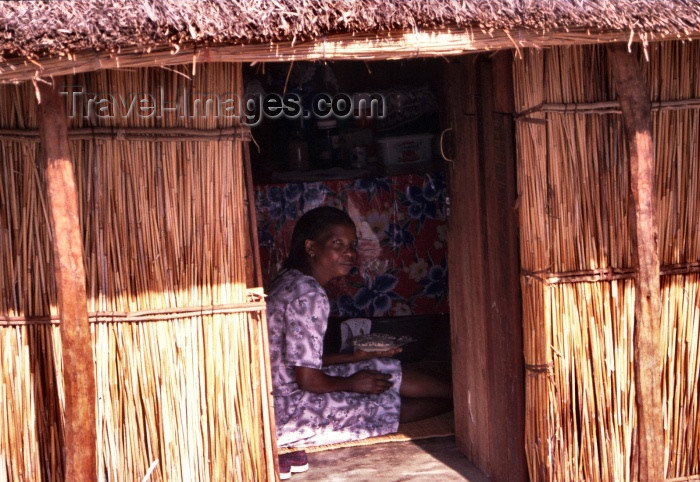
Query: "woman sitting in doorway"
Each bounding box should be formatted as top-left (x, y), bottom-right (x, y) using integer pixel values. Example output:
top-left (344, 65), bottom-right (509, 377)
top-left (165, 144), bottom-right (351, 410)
top-left (266, 206), bottom-right (452, 479)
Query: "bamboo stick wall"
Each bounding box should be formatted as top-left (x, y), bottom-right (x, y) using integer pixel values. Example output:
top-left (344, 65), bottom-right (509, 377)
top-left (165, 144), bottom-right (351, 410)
top-left (0, 64), bottom-right (275, 481)
top-left (514, 42), bottom-right (700, 481)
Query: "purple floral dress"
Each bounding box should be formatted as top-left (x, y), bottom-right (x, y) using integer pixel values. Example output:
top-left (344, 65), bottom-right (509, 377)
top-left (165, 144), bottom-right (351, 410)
top-left (266, 269), bottom-right (402, 448)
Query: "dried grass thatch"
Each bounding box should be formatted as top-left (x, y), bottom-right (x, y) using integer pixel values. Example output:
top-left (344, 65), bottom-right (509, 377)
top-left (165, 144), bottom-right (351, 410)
top-left (1, 1), bottom-right (700, 84)
top-left (515, 41), bottom-right (700, 481)
top-left (2, 0), bottom-right (700, 60)
top-left (0, 63), bottom-right (276, 480)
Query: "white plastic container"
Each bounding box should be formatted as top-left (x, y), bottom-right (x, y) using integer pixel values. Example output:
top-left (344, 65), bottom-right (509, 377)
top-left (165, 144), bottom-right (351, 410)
top-left (376, 133), bottom-right (434, 166)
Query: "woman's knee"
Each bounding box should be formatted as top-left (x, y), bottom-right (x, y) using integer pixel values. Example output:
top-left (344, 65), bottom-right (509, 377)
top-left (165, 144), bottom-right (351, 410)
top-left (400, 366), bottom-right (452, 399)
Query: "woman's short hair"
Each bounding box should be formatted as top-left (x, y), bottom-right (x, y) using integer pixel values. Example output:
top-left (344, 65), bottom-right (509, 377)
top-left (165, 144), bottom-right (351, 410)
top-left (283, 206), bottom-right (355, 271)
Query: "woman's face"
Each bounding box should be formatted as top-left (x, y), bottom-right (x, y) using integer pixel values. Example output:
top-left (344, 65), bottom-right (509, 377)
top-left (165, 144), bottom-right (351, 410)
top-left (305, 223), bottom-right (358, 285)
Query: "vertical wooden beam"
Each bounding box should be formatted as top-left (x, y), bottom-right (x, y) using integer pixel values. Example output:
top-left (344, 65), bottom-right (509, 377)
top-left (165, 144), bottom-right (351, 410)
top-left (478, 51), bottom-right (527, 482)
top-left (243, 142), bottom-right (264, 288)
top-left (441, 52), bottom-right (526, 481)
top-left (442, 54), bottom-right (491, 470)
top-left (607, 44), bottom-right (663, 482)
top-left (37, 79), bottom-right (96, 481)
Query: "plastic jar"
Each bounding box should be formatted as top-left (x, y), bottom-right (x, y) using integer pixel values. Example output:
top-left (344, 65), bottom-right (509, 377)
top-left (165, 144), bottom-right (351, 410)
top-left (287, 129), bottom-right (310, 171)
top-left (315, 119), bottom-right (339, 168)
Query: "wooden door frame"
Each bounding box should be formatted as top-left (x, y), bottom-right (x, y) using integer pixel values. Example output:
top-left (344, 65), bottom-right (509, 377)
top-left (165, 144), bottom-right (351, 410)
top-left (442, 51), bottom-right (526, 482)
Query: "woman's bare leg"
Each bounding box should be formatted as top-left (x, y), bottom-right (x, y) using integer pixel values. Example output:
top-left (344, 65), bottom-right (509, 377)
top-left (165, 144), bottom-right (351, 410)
top-left (399, 365), bottom-right (452, 399)
top-left (398, 365), bottom-right (453, 422)
top-left (400, 397), bottom-right (453, 422)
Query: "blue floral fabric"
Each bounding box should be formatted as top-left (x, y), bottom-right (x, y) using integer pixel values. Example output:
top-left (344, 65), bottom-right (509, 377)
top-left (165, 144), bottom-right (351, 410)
top-left (255, 171), bottom-right (449, 317)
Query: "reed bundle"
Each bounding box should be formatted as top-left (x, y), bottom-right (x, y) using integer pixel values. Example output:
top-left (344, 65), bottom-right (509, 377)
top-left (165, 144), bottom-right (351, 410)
top-left (515, 41), bottom-right (700, 480)
top-left (0, 79), bottom-right (63, 481)
top-left (651, 41), bottom-right (700, 479)
top-left (1, 63), bottom-right (275, 480)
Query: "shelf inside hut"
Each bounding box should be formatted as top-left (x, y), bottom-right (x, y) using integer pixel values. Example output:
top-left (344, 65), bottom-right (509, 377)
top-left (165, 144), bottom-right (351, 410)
top-left (247, 58), bottom-right (452, 367)
top-left (245, 59), bottom-right (446, 184)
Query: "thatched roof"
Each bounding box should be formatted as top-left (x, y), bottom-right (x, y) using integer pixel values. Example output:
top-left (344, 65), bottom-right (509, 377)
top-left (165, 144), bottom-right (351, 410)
top-left (2, 0), bottom-right (700, 59)
top-left (1, 0), bottom-right (699, 83)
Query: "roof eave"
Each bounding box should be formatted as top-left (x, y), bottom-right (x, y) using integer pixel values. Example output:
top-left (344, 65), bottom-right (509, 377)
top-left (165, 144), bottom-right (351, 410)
top-left (1, 26), bottom-right (698, 84)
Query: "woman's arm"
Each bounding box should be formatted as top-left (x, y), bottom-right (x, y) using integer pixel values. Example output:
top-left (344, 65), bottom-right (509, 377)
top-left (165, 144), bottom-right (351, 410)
top-left (321, 347), bottom-right (402, 366)
top-left (295, 366), bottom-right (393, 394)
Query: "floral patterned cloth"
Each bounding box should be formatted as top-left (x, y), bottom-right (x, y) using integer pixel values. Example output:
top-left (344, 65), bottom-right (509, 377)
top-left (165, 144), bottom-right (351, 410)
top-left (266, 269), bottom-right (402, 447)
top-left (255, 170), bottom-right (448, 317)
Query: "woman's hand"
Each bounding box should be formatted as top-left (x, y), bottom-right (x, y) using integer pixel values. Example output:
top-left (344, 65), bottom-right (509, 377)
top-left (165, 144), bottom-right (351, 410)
top-left (348, 370), bottom-right (393, 394)
top-left (295, 366), bottom-right (394, 394)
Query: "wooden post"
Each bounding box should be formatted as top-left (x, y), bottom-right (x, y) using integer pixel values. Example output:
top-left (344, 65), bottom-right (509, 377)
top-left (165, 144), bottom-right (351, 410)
top-left (441, 52), bottom-right (526, 481)
top-left (243, 142), bottom-right (264, 288)
top-left (442, 55), bottom-right (490, 469)
top-left (479, 51), bottom-right (526, 482)
top-left (607, 44), bottom-right (663, 482)
top-left (37, 79), bottom-right (97, 481)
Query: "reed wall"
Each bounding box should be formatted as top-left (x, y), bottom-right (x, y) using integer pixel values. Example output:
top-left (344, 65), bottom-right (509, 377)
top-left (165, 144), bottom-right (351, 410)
top-left (0, 64), bottom-right (275, 481)
top-left (514, 42), bottom-right (700, 481)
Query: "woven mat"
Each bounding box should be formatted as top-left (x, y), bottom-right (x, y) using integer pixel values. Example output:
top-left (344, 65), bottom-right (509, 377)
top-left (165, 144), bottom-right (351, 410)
top-left (279, 411), bottom-right (454, 454)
